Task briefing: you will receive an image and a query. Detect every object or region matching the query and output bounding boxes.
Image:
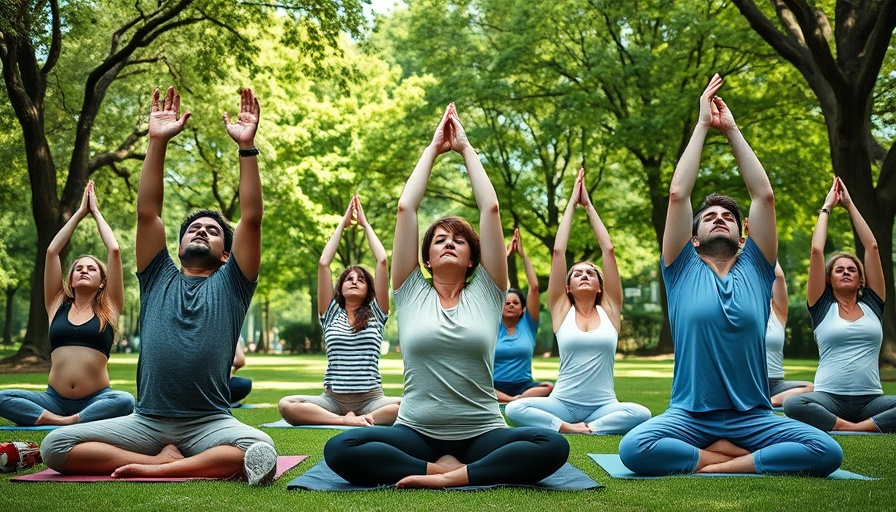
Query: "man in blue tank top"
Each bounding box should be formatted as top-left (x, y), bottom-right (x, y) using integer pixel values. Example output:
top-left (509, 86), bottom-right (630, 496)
top-left (41, 87), bottom-right (276, 485)
top-left (618, 74), bottom-right (842, 476)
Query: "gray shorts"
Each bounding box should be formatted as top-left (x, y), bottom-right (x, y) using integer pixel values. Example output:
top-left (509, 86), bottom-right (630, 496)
top-left (40, 412), bottom-right (273, 471)
top-left (291, 387), bottom-right (400, 416)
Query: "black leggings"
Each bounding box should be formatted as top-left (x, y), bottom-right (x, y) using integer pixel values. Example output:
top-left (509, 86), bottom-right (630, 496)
top-left (323, 424), bottom-right (569, 486)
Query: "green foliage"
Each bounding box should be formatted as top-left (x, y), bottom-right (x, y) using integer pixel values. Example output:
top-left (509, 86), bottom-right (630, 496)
top-left (279, 320), bottom-right (323, 353)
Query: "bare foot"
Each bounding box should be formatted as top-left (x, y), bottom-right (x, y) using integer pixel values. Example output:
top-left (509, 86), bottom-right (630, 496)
top-left (704, 439), bottom-right (750, 457)
top-left (341, 412), bottom-right (372, 427)
top-left (397, 467), bottom-right (469, 488)
top-left (112, 463), bottom-right (168, 479)
top-left (833, 417), bottom-right (880, 432)
top-left (432, 455), bottom-right (464, 473)
top-left (36, 412), bottom-right (79, 426)
top-left (559, 422), bottom-right (592, 434)
top-left (157, 444), bottom-right (185, 463)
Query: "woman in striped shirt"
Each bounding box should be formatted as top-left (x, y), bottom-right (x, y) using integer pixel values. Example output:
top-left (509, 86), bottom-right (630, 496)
top-left (278, 195), bottom-right (400, 426)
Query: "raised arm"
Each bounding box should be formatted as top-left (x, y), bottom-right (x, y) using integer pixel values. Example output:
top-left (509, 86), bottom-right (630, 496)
top-left (45, 183), bottom-right (91, 314)
top-left (318, 198), bottom-right (354, 314)
top-left (392, 105), bottom-right (452, 290)
top-left (513, 229), bottom-right (540, 322)
top-left (355, 195), bottom-right (390, 313)
top-left (579, 172), bottom-right (622, 329)
top-left (449, 104), bottom-right (507, 288)
top-left (224, 88), bottom-right (263, 281)
top-left (136, 87), bottom-right (191, 271)
top-left (771, 260), bottom-right (788, 324)
top-left (838, 178), bottom-right (884, 300)
top-left (663, 75), bottom-right (722, 263)
top-left (807, 179), bottom-right (839, 306)
top-left (716, 97), bottom-right (776, 264)
top-left (548, 169), bottom-right (581, 321)
top-left (88, 183), bottom-right (124, 315)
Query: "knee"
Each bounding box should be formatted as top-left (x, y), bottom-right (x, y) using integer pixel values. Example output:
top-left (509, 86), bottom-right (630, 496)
top-left (628, 404), bottom-right (652, 424)
top-left (39, 429), bottom-right (71, 471)
top-left (618, 428), bottom-right (653, 471)
top-left (782, 395), bottom-right (811, 417)
top-left (809, 435), bottom-right (843, 476)
top-left (118, 393), bottom-right (136, 413)
top-left (323, 432), bottom-right (356, 472)
top-left (503, 400), bottom-right (526, 420)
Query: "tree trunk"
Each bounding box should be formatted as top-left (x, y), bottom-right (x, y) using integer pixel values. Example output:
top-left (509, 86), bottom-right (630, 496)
top-left (732, 0), bottom-right (896, 364)
top-left (2, 286), bottom-right (16, 345)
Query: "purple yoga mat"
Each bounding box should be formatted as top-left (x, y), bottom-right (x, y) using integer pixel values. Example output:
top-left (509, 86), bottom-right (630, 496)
top-left (10, 455), bottom-right (306, 483)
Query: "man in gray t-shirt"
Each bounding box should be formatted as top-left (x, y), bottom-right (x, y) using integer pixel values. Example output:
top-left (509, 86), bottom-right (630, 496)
top-left (41, 86), bottom-right (276, 486)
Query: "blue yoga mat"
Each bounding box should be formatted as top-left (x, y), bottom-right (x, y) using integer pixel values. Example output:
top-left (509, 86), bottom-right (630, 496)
top-left (287, 460), bottom-right (602, 491)
top-left (261, 419), bottom-right (356, 430)
top-left (588, 453), bottom-right (878, 480)
top-left (0, 425), bottom-right (57, 431)
top-left (827, 431), bottom-right (884, 436)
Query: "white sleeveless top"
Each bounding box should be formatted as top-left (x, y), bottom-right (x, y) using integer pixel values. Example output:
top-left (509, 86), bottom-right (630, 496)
top-left (551, 305), bottom-right (619, 407)
top-left (765, 312), bottom-right (786, 379)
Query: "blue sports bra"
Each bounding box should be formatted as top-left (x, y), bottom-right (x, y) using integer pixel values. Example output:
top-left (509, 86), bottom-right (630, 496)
top-left (49, 301), bottom-right (114, 358)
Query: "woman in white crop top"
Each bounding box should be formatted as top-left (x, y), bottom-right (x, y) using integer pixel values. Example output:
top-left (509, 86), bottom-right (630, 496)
top-left (505, 168), bottom-right (650, 434)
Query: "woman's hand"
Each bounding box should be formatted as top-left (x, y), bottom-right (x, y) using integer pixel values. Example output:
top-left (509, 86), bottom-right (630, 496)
top-left (430, 104), bottom-right (454, 155)
top-left (354, 194), bottom-right (370, 228)
top-left (822, 177), bottom-right (840, 210)
top-left (447, 103), bottom-right (472, 153)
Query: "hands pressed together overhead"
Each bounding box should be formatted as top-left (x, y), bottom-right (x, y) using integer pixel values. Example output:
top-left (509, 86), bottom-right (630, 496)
top-left (698, 73), bottom-right (737, 134)
top-left (430, 103), bottom-right (472, 155)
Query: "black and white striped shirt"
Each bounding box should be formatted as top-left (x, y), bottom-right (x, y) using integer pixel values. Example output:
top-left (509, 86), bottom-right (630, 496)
top-left (321, 299), bottom-right (388, 393)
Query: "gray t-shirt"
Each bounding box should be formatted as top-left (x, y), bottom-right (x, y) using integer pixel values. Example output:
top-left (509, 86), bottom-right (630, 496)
top-left (393, 267), bottom-right (507, 439)
top-left (135, 250), bottom-right (256, 416)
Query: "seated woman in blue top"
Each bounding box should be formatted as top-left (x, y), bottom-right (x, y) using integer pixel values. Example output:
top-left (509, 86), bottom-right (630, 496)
top-left (783, 177), bottom-right (896, 433)
top-left (505, 169), bottom-right (650, 434)
top-left (324, 103), bottom-right (568, 488)
top-left (766, 261), bottom-right (812, 407)
top-left (0, 182), bottom-right (134, 426)
top-left (278, 195), bottom-right (400, 427)
top-left (494, 228), bottom-right (554, 403)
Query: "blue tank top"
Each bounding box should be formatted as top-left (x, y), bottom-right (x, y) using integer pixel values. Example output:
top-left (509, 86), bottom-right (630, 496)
top-left (49, 301), bottom-right (114, 358)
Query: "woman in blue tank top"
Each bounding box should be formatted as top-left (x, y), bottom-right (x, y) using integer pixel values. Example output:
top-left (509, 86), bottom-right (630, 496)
top-left (494, 228), bottom-right (554, 403)
top-left (0, 182), bottom-right (134, 426)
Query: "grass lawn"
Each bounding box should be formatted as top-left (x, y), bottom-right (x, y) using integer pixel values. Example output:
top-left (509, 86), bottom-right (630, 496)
top-left (1, 347), bottom-right (894, 512)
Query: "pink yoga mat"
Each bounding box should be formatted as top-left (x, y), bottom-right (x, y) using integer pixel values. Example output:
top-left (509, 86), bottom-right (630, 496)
top-left (10, 455), bottom-right (307, 483)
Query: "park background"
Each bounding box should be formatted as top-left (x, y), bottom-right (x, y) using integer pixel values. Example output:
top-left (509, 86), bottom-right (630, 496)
top-left (1, 2), bottom-right (896, 510)
top-left (1, 1), bottom-right (895, 365)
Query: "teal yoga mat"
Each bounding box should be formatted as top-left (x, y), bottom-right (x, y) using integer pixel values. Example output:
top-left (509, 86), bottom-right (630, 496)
top-left (260, 419), bottom-right (356, 430)
top-left (287, 459), bottom-right (602, 491)
top-left (588, 453), bottom-right (878, 480)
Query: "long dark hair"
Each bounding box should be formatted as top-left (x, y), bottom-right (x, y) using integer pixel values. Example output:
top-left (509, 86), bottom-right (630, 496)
top-left (334, 266), bottom-right (376, 332)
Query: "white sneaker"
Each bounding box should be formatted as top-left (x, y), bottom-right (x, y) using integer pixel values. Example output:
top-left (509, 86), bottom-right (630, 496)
top-left (244, 442), bottom-right (277, 486)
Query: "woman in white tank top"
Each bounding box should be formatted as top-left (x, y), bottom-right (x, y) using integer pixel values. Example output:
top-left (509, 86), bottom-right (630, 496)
top-left (505, 169), bottom-right (650, 434)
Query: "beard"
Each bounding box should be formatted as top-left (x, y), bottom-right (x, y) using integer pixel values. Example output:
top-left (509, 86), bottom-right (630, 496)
top-left (696, 234), bottom-right (739, 260)
top-left (179, 242), bottom-right (223, 268)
